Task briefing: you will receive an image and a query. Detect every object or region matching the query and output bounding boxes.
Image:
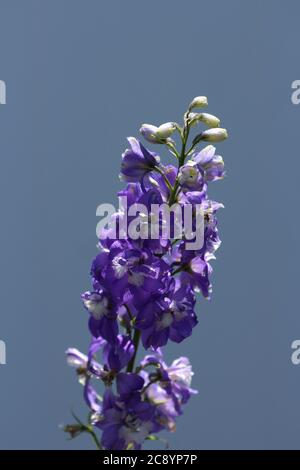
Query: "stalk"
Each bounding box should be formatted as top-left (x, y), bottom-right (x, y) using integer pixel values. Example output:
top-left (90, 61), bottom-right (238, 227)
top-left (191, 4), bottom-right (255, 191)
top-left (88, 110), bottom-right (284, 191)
top-left (168, 117), bottom-right (190, 205)
top-left (126, 328), bottom-right (141, 372)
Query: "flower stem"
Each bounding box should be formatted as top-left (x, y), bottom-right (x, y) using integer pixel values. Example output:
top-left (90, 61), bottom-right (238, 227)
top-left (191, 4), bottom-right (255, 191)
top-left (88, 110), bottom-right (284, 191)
top-left (87, 426), bottom-right (102, 450)
top-left (154, 167), bottom-right (173, 192)
top-left (168, 120), bottom-right (190, 205)
top-left (126, 328), bottom-right (141, 372)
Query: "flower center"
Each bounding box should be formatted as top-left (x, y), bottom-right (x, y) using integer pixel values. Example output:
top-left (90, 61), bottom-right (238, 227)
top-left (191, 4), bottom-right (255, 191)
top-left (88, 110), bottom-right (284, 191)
top-left (83, 296), bottom-right (109, 320)
top-left (156, 312), bottom-right (174, 330)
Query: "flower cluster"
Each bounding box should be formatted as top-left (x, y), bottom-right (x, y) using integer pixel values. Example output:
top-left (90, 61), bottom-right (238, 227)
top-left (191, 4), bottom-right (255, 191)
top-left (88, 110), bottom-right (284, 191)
top-left (65, 96), bottom-right (227, 450)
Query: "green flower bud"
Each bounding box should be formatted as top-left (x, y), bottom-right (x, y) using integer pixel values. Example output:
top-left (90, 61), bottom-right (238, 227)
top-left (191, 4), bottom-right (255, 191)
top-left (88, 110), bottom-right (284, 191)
top-left (189, 96), bottom-right (208, 110)
top-left (156, 122), bottom-right (177, 139)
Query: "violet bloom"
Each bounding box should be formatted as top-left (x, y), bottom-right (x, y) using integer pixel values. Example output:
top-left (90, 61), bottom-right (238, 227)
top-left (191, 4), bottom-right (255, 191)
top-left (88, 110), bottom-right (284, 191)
top-left (81, 290), bottom-right (118, 342)
top-left (193, 145), bottom-right (224, 182)
top-left (84, 381), bottom-right (102, 418)
top-left (66, 347), bottom-right (103, 422)
top-left (66, 348), bottom-right (90, 385)
top-left (178, 160), bottom-right (204, 191)
top-left (120, 137), bottom-right (160, 183)
top-left (91, 241), bottom-right (169, 299)
top-left (200, 199), bottom-right (224, 255)
top-left (88, 334), bottom-right (134, 373)
top-left (96, 375), bottom-right (159, 450)
top-left (135, 281), bottom-right (197, 349)
top-left (66, 347), bottom-right (104, 383)
top-left (174, 248), bottom-right (212, 299)
top-left (104, 336), bottom-right (134, 372)
top-left (128, 188), bottom-right (171, 252)
top-left (118, 182), bottom-right (143, 206)
top-left (140, 351), bottom-right (197, 430)
top-left (146, 164), bottom-right (177, 201)
top-left (66, 348), bottom-right (89, 370)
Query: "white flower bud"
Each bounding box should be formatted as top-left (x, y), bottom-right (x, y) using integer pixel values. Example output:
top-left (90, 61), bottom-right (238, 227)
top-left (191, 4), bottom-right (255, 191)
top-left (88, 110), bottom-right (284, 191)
top-left (187, 113), bottom-right (202, 126)
top-left (156, 122), bottom-right (177, 139)
top-left (188, 112), bottom-right (219, 128)
top-left (139, 124), bottom-right (161, 143)
top-left (198, 113), bottom-right (220, 128)
top-left (200, 128), bottom-right (228, 142)
top-left (189, 96), bottom-right (208, 110)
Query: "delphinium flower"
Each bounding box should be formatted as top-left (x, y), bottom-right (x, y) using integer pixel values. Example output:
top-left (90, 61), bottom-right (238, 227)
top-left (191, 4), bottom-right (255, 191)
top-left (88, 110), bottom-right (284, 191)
top-left (64, 96), bottom-right (228, 450)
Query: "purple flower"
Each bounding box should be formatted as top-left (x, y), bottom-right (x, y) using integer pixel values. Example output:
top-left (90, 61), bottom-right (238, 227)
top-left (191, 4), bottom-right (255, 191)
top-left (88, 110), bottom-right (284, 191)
top-left (66, 348), bottom-right (90, 385)
top-left (193, 145), bottom-right (224, 182)
top-left (146, 164), bottom-right (177, 201)
top-left (118, 182), bottom-right (143, 206)
top-left (66, 347), bottom-right (105, 382)
top-left (128, 188), bottom-right (171, 252)
top-left (103, 335), bottom-right (134, 372)
top-left (135, 281), bottom-right (197, 349)
top-left (96, 375), bottom-right (159, 450)
top-left (87, 334), bottom-right (134, 374)
top-left (84, 381), bottom-right (102, 416)
top-left (140, 351), bottom-right (197, 430)
top-left (81, 290), bottom-right (118, 342)
top-left (65, 347), bottom-right (103, 423)
top-left (173, 246), bottom-right (212, 298)
top-left (66, 348), bottom-right (89, 370)
top-left (200, 199), bottom-right (224, 255)
top-left (178, 161), bottom-right (204, 191)
top-left (91, 241), bottom-right (169, 300)
top-left (116, 372), bottom-right (145, 398)
top-left (164, 356), bottom-right (198, 404)
top-left (120, 137), bottom-right (160, 183)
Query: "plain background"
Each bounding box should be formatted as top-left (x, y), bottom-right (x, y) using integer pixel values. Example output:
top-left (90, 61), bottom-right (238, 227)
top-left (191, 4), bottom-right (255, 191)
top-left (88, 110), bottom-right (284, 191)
top-left (0, 0), bottom-right (299, 449)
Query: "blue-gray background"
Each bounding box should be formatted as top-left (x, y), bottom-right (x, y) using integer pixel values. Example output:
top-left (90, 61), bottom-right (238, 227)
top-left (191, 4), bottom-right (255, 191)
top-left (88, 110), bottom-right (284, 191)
top-left (0, 0), bottom-right (299, 449)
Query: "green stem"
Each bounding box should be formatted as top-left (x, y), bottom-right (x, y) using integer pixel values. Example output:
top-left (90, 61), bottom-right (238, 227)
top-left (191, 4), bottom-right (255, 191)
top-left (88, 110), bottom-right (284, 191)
top-left (168, 181), bottom-right (179, 206)
top-left (70, 411), bottom-right (102, 450)
top-left (168, 120), bottom-right (190, 205)
top-left (154, 167), bottom-right (173, 192)
top-left (126, 328), bottom-right (141, 372)
top-left (172, 266), bottom-right (184, 276)
top-left (185, 140), bottom-right (198, 157)
top-left (87, 427), bottom-right (102, 450)
top-left (166, 141), bottom-right (180, 159)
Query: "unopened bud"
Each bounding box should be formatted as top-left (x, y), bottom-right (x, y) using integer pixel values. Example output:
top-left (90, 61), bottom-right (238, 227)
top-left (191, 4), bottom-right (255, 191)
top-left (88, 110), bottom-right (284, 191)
top-left (187, 113), bottom-right (202, 126)
top-left (139, 124), bottom-right (161, 143)
top-left (200, 128), bottom-right (228, 142)
top-left (156, 122), bottom-right (177, 139)
top-left (189, 96), bottom-right (208, 110)
top-left (198, 113), bottom-right (220, 128)
top-left (188, 112), bottom-right (220, 128)
top-left (63, 424), bottom-right (84, 439)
